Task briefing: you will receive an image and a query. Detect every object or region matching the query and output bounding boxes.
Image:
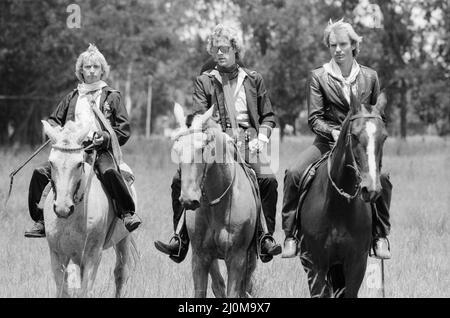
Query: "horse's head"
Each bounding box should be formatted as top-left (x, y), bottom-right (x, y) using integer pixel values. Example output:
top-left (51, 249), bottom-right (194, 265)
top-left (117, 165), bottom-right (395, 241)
top-left (171, 104), bottom-right (231, 210)
top-left (42, 120), bottom-right (90, 218)
top-left (347, 92), bottom-right (388, 202)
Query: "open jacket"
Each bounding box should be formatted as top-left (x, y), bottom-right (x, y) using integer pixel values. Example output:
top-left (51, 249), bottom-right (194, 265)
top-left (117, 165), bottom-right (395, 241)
top-left (48, 86), bottom-right (131, 147)
top-left (307, 64), bottom-right (381, 143)
top-left (192, 67), bottom-right (277, 140)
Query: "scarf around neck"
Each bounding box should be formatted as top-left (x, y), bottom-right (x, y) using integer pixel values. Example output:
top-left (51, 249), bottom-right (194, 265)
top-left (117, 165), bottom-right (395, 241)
top-left (217, 64), bottom-right (239, 80)
top-left (77, 80), bottom-right (108, 96)
top-left (323, 59), bottom-right (360, 104)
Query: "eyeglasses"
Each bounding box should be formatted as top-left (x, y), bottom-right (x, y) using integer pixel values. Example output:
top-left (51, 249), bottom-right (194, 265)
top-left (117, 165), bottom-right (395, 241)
top-left (210, 46), bottom-right (232, 54)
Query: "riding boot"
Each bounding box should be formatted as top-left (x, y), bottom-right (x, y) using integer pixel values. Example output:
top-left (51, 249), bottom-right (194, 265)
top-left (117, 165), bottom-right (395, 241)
top-left (101, 169), bottom-right (141, 232)
top-left (154, 170), bottom-right (190, 263)
top-left (281, 169), bottom-right (300, 241)
top-left (25, 163), bottom-right (51, 238)
top-left (257, 176), bottom-right (282, 263)
top-left (370, 173), bottom-right (392, 259)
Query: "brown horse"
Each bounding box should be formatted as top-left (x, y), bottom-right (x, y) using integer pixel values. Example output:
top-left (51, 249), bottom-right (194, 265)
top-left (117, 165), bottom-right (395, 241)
top-left (298, 93), bottom-right (388, 298)
top-left (171, 105), bottom-right (258, 298)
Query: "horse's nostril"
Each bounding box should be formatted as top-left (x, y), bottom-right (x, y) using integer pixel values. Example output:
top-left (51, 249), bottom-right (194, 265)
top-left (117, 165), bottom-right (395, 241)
top-left (69, 205), bottom-right (74, 215)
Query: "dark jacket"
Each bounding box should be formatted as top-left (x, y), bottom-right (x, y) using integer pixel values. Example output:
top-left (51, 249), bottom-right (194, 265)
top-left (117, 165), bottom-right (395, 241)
top-left (192, 67), bottom-right (277, 140)
top-left (307, 64), bottom-right (380, 143)
top-left (48, 86), bottom-right (131, 146)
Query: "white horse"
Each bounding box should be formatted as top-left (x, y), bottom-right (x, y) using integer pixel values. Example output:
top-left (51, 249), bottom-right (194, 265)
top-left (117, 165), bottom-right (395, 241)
top-left (42, 120), bottom-right (137, 298)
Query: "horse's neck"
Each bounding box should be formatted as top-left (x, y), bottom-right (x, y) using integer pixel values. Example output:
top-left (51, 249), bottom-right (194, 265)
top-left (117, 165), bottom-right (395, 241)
top-left (204, 161), bottom-right (234, 202)
top-left (203, 141), bottom-right (237, 206)
top-left (329, 130), bottom-right (358, 196)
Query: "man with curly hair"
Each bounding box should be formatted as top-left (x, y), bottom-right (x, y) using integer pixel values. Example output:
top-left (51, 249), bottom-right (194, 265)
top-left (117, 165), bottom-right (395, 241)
top-left (24, 44), bottom-right (142, 237)
top-left (155, 24), bottom-right (282, 263)
top-left (281, 19), bottom-right (392, 259)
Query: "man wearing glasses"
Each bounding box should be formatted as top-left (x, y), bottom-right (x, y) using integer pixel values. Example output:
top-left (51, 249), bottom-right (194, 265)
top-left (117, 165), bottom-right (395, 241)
top-left (155, 24), bottom-right (282, 263)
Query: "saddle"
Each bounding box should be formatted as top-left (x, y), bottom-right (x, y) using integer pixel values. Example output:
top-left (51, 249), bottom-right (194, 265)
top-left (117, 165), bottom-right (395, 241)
top-left (294, 151), bottom-right (330, 240)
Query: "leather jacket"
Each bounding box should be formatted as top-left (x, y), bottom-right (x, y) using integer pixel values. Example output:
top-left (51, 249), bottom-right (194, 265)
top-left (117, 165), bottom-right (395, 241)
top-left (192, 67), bottom-right (277, 140)
top-left (48, 86), bottom-right (130, 147)
top-left (307, 64), bottom-right (381, 143)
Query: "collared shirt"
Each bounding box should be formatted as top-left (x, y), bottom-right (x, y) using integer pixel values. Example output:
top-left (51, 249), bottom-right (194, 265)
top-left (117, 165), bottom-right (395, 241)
top-left (209, 67), bottom-right (250, 128)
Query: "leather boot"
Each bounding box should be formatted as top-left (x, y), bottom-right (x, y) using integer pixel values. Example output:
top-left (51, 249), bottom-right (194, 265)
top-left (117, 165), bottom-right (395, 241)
top-left (154, 229), bottom-right (189, 263)
top-left (24, 220), bottom-right (45, 238)
top-left (282, 236), bottom-right (298, 258)
top-left (122, 212), bottom-right (142, 232)
top-left (370, 237), bottom-right (391, 259)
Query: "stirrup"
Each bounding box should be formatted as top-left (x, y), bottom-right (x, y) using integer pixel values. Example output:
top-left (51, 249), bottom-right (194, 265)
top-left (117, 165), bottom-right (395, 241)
top-left (169, 234), bottom-right (183, 258)
top-left (258, 234), bottom-right (280, 262)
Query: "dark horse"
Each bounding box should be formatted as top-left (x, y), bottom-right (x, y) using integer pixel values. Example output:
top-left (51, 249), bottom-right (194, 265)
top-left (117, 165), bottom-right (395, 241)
top-left (298, 92), bottom-right (388, 298)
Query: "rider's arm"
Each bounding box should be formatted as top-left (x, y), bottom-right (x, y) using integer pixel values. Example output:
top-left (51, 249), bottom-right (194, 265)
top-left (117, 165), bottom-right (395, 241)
top-left (108, 91), bottom-right (130, 146)
top-left (192, 75), bottom-right (211, 113)
top-left (255, 72), bottom-right (276, 141)
top-left (48, 92), bottom-right (71, 127)
top-left (369, 71), bottom-right (386, 124)
top-left (307, 71), bottom-right (338, 140)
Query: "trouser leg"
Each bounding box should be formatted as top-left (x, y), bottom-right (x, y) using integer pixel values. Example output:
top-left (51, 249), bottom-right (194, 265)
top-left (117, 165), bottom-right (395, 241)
top-left (257, 176), bottom-right (278, 235)
top-left (96, 151), bottom-right (135, 216)
top-left (28, 162), bottom-right (51, 222)
top-left (281, 141), bottom-right (329, 237)
top-left (372, 173), bottom-right (392, 238)
top-left (171, 168), bottom-right (183, 232)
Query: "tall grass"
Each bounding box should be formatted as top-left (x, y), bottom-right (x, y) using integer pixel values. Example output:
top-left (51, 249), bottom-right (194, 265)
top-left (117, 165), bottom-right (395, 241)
top-left (0, 135), bottom-right (448, 297)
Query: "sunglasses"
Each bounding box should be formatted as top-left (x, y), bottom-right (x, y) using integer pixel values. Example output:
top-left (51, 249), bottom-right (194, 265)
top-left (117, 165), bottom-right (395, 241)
top-left (210, 46), bottom-right (232, 54)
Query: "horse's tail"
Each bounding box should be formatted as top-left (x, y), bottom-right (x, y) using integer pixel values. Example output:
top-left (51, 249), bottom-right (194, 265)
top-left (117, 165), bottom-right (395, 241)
top-left (128, 235), bottom-right (141, 271)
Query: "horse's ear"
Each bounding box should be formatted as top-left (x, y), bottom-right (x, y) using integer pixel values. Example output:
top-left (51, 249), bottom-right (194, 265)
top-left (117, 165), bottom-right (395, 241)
top-left (42, 120), bottom-right (59, 143)
top-left (375, 91), bottom-right (387, 115)
top-left (174, 102), bottom-right (186, 129)
top-left (197, 105), bottom-right (215, 128)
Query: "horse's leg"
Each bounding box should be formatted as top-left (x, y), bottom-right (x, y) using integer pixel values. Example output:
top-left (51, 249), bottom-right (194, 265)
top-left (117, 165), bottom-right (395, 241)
top-left (307, 268), bottom-right (332, 298)
top-left (209, 259), bottom-right (226, 298)
top-left (50, 250), bottom-right (70, 298)
top-left (226, 251), bottom-right (248, 298)
top-left (242, 247), bottom-right (257, 298)
top-left (343, 257), bottom-right (368, 298)
top-left (191, 252), bottom-right (211, 298)
top-left (79, 248), bottom-right (102, 297)
top-left (114, 235), bottom-right (132, 298)
top-left (327, 264), bottom-right (346, 298)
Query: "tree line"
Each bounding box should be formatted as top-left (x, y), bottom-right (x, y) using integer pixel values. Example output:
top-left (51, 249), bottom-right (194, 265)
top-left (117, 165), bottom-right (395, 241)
top-left (0, 0), bottom-right (448, 145)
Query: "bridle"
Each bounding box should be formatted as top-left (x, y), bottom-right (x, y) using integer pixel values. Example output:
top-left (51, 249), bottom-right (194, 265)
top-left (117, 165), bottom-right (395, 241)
top-left (50, 143), bottom-right (96, 208)
top-left (175, 128), bottom-right (237, 206)
top-left (327, 113), bottom-right (383, 201)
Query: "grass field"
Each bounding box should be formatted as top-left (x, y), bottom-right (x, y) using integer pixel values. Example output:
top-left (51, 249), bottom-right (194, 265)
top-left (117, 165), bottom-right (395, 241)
top-left (0, 134), bottom-right (449, 298)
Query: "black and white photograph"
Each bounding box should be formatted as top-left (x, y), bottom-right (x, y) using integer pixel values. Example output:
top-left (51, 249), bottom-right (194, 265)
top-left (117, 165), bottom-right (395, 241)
top-left (0, 0), bottom-right (449, 300)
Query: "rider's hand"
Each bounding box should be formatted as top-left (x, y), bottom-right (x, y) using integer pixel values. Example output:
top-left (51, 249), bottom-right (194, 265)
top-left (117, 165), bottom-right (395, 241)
top-left (249, 137), bottom-right (267, 153)
top-left (331, 129), bottom-right (340, 142)
top-left (92, 131), bottom-right (110, 149)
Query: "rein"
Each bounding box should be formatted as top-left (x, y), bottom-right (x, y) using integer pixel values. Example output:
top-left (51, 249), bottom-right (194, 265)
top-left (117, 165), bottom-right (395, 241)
top-left (178, 128), bottom-right (238, 207)
top-left (327, 113), bottom-right (382, 202)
